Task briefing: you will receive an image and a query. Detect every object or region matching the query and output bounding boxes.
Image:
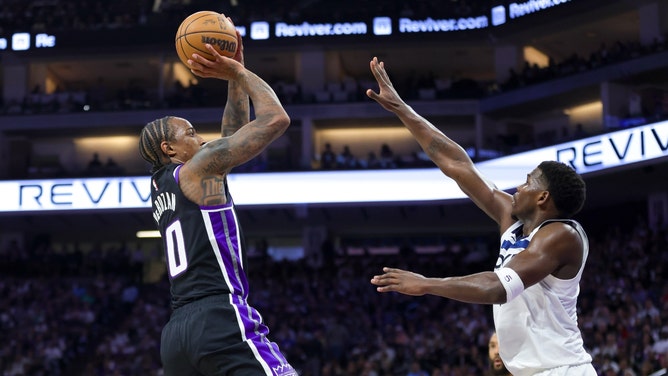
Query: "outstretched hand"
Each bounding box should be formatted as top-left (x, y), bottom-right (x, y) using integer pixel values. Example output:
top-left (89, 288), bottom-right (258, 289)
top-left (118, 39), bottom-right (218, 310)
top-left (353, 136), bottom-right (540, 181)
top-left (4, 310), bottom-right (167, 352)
top-left (370, 267), bottom-right (428, 296)
top-left (188, 43), bottom-right (244, 81)
top-left (366, 57), bottom-right (406, 113)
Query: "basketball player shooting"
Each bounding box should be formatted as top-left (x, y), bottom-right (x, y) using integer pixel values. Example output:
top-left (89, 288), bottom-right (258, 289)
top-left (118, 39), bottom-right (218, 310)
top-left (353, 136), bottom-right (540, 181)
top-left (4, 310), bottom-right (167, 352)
top-left (139, 16), bottom-right (298, 376)
top-left (367, 57), bottom-right (597, 376)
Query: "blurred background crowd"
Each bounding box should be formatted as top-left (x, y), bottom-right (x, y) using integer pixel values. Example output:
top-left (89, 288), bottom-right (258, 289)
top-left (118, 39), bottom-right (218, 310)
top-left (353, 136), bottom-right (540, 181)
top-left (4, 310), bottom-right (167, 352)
top-left (1, 0), bottom-right (667, 118)
top-left (1, 1), bottom-right (667, 375)
top-left (1, 216), bottom-right (667, 375)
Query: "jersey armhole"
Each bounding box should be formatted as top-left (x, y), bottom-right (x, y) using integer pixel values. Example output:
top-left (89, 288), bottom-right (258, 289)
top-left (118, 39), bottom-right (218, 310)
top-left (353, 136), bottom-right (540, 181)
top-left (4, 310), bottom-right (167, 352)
top-left (174, 164), bottom-right (183, 184)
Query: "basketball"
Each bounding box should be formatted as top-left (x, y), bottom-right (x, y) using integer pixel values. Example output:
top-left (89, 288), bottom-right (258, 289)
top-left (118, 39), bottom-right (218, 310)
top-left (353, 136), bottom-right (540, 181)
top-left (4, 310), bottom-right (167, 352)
top-left (175, 11), bottom-right (238, 67)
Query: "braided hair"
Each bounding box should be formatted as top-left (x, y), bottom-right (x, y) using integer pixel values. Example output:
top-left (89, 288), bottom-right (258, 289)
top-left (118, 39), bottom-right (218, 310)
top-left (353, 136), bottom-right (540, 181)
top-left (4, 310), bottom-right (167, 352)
top-left (139, 116), bottom-right (176, 173)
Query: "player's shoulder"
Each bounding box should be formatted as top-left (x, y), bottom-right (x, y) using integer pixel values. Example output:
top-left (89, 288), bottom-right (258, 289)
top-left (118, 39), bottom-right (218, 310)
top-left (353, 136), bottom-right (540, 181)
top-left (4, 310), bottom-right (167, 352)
top-left (539, 218), bottom-right (581, 230)
top-left (534, 219), bottom-right (584, 246)
top-left (535, 219), bottom-right (582, 239)
top-left (535, 220), bottom-right (586, 273)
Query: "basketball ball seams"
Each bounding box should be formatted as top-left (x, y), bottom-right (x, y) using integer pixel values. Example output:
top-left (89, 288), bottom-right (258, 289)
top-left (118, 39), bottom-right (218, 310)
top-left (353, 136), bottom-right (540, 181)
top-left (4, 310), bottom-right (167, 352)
top-left (182, 37), bottom-right (214, 59)
top-left (175, 11), bottom-right (238, 66)
top-left (179, 31), bottom-right (237, 38)
top-left (182, 13), bottom-right (234, 34)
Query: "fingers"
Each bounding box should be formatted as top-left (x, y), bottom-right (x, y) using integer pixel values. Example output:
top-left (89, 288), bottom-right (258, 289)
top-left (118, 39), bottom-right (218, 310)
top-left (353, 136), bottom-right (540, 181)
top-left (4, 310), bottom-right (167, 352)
top-left (188, 44), bottom-right (232, 75)
top-left (371, 271), bottom-right (400, 294)
top-left (187, 59), bottom-right (204, 76)
top-left (204, 43), bottom-right (223, 60)
top-left (370, 274), bottom-right (386, 285)
top-left (368, 57), bottom-right (388, 98)
top-left (369, 57), bottom-right (381, 76)
top-left (220, 15), bottom-right (244, 64)
top-left (188, 44), bottom-right (218, 67)
top-left (371, 276), bottom-right (394, 288)
top-left (370, 268), bottom-right (400, 284)
top-left (369, 57), bottom-right (380, 79)
top-left (233, 30), bottom-right (244, 64)
top-left (369, 57), bottom-right (393, 91)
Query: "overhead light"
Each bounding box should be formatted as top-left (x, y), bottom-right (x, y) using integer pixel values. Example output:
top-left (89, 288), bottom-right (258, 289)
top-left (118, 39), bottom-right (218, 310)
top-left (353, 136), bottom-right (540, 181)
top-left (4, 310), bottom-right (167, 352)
top-left (136, 230), bottom-right (161, 238)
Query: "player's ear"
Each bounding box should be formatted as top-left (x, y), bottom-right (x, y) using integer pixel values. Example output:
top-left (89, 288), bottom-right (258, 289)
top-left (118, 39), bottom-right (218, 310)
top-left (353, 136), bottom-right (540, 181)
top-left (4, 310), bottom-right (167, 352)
top-left (537, 190), bottom-right (550, 205)
top-left (161, 141), bottom-right (176, 157)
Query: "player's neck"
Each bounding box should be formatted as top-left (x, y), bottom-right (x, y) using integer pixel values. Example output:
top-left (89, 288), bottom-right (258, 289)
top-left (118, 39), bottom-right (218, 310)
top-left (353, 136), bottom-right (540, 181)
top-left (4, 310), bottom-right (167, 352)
top-left (520, 214), bottom-right (555, 236)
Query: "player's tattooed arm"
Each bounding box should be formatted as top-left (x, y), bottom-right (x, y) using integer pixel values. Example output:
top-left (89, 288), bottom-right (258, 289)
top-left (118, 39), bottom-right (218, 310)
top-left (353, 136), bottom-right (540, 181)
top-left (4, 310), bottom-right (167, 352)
top-left (200, 176), bottom-right (226, 205)
top-left (221, 28), bottom-right (249, 137)
top-left (221, 80), bottom-right (249, 137)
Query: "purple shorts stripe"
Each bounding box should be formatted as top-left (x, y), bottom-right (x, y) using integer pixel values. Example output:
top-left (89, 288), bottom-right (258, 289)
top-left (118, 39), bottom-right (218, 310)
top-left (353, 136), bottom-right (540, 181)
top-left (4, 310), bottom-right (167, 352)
top-left (231, 294), bottom-right (295, 375)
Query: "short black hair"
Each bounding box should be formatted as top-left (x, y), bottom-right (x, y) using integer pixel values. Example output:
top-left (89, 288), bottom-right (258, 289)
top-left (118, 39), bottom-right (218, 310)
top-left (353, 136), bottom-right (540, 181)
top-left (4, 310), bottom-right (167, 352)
top-left (538, 161), bottom-right (586, 217)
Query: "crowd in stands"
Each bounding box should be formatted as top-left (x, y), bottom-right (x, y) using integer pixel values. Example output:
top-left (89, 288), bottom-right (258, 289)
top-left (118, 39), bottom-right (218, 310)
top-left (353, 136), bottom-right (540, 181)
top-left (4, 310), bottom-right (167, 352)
top-left (0, 238), bottom-right (145, 375)
top-left (0, 0), bottom-right (490, 36)
top-left (83, 153), bottom-right (125, 177)
top-left (1, 213), bottom-right (667, 375)
top-left (3, 33), bottom-right (667, 116)
top-left (20, 140), bottom-right (436, 179)
top-left (2, 0), bottom-right (668, 183)
top-left (2, 7), bottom-right (667, 375)
top-left (494, 37), bottom-right (668, 95)
top-left (1, 0), bottom-right (667, 118)
top-left (317, 143), bottom-right (434, 171)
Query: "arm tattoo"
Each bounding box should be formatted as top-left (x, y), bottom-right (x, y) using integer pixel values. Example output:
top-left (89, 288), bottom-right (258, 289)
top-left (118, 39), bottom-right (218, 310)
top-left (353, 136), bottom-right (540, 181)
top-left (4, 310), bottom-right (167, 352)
top-left (200, 176), bottom-right (226, 205)
top-left (222, 81), bottom-right (250, 137)
top-left (222, 98), bottom-right (247, 136)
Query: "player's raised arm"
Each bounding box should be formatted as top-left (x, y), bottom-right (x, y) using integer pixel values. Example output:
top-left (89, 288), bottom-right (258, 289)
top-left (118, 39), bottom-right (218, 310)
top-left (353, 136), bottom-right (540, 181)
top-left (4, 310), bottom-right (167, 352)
top-left (221, 22), bottom-right (249, 138)
top-left (366, 57), bottom-right (513, 229)
top-left (186, 44), bottom-right (290, 175)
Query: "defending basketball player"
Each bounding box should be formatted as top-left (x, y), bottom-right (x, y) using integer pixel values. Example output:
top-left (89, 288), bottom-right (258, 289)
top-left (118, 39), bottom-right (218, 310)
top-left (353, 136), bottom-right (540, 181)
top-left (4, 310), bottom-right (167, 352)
top-left (367, 57), bottom-right (596, 376)
top-left (139, 17), bottom-right (297, 376)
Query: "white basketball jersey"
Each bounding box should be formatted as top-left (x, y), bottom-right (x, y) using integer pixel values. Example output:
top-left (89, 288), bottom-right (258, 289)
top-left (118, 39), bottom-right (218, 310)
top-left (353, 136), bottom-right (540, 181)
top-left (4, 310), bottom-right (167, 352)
top-left (493, 220), bottom-right (593, 376)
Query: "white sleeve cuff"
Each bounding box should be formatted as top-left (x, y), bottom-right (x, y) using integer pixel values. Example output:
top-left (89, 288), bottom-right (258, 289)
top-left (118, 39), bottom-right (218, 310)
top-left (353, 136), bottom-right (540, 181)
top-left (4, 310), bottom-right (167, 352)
top-left (495, 267), bottom-right (525, 302)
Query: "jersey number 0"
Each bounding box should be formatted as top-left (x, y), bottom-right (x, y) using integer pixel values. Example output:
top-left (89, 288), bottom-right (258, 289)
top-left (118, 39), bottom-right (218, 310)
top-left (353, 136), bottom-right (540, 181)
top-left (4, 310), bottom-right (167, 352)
top-left (165, 220), bottom-right (188, 277)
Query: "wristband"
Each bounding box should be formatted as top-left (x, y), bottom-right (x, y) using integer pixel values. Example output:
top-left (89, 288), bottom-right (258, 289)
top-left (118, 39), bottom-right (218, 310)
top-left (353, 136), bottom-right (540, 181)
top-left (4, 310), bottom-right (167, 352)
top-left (495, 267), bottom-right (525, 302)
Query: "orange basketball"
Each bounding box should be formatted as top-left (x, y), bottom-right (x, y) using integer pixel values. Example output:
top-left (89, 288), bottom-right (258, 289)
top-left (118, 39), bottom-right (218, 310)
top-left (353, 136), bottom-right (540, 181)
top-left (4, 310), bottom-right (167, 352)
top-left (175, 11), bottom-right (238, 67)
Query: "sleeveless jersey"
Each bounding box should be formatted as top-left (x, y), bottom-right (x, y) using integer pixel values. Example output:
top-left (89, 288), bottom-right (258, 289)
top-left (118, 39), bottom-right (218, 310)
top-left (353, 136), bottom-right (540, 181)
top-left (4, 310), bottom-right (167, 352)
top-left (493, 219), bottom-right (593, 376)
top-left (151, 163), bottom-right (248, 309)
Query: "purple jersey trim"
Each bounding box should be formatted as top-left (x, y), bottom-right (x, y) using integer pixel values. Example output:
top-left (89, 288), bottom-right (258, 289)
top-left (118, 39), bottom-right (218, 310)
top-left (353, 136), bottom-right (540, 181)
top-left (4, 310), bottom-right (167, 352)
top-left (204, 207), bottom-right (247, 296)
top-left (173, 164), bottom-right (182, 184)
top-left (200, 203), bottom-right (231, 210)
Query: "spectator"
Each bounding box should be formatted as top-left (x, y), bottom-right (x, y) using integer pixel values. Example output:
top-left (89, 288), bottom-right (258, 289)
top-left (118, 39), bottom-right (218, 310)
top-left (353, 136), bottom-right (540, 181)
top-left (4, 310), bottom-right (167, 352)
top-left (86, 152), bottom-right (104, 176)
top-left (379, 143), bottom-right (396, 168)
top-left (320, 143), bottom-right (337, 169)
top-left (337, 145), bottom-right (358, 169)
top-left (488, 331), bottom-right (512, 375)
